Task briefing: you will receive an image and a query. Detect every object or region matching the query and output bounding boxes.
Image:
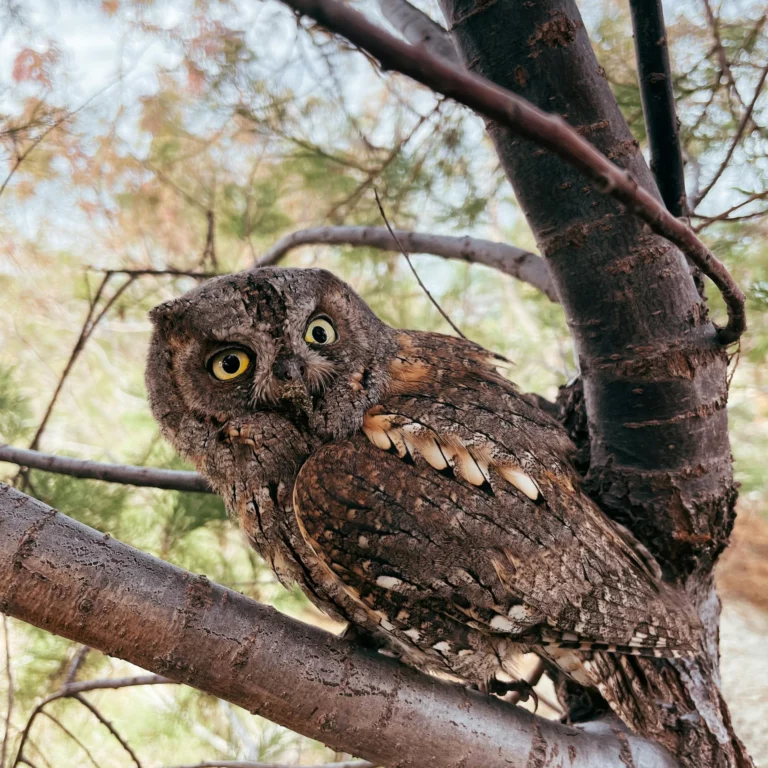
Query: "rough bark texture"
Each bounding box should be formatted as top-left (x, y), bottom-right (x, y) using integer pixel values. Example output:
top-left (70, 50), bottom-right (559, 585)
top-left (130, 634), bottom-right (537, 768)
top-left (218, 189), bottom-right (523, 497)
top-left (437, 0), bottom-right (745, 764)
top-left (629, 0), bottom-right (687, 217)
top-left (0, 484), bottom-right (679, 768)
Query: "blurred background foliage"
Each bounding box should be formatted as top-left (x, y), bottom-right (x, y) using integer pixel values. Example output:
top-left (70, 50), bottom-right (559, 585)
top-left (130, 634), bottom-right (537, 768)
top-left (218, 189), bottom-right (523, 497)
top-left (0, 0), bottom-right (766, 765)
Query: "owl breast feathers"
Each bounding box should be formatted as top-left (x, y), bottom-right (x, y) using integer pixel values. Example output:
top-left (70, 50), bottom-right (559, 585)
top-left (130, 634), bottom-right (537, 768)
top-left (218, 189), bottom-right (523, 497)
top-left (146, 266), bottom-right (702, 725)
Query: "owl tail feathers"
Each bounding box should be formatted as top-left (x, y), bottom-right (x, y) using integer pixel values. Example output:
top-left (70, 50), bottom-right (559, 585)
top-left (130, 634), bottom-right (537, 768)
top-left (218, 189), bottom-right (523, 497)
top-left (571, 652), bottom-right (754, 768)
top-left (540, 629), bottom-right (695, 660)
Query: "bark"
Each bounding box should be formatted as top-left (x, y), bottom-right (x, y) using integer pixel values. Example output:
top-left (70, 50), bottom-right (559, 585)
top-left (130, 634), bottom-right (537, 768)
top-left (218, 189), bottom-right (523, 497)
top-left (0, 484), bottom-right (679, 768)
top-left (629, 0), bottom-right (687, 216)
top-left (377, 0), bottom-right (459, 64)
top-left (258, 226), bottom-right (557, 300)
top-left (436, 0), bottom-right (747, 764)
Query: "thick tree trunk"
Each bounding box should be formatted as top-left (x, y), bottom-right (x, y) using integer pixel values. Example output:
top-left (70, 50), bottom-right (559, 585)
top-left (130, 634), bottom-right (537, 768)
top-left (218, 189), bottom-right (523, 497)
top-left (437, 0), bottom-right (747, 765)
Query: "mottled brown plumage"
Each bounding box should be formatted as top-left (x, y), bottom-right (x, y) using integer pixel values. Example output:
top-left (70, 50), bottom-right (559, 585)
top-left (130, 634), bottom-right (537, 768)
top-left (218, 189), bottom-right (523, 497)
top-left (145, 266), bottom-right (702, 731)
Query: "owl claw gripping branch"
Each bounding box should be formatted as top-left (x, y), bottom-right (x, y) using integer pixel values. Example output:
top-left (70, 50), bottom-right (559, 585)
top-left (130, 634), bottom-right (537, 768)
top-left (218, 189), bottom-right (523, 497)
top-left (146, 266), bottom-right (703, 732)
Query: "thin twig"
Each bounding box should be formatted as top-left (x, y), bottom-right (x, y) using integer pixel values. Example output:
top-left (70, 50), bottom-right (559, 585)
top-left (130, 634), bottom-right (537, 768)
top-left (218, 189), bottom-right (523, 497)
top-left (281, 0), bottom-right (746, 343)
top-left (700, 0), bottom-right (749, 118)
top-left (0, 445), bottom-right (211, 494)
top-left (72, 694), bottom-right (143, 768)
top-left (27, 273), bottom-right (112, 452)
top-left (62, 675), bottom-right (170, 695)
top-left (694, 60), bottom-right (768, 207)
top-left (0, 81), bottom-right (118, 200)
top-left (324, 103), bottom-right (439, 222)
top-left (91, 268), bottom-right (219, 279)
top-left (374, 188), bottom-right (466, 339)
top-left (27, 274), bottom-right (138, 452)
top-left (64, 646), bottom-right (90, 685)
top-left (201, 209), bottom-right (217, 269)
top-left (11, 675), bottom-right (170, 768)
top-left (39, 711), bottom-right (102, 768)
top-left (1, 616), bottom-right (13, 768)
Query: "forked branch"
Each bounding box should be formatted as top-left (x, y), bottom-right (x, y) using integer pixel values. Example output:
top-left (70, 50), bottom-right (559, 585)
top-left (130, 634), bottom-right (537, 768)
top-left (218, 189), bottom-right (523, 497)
top-left (283, 0), bottom-right (745, 343)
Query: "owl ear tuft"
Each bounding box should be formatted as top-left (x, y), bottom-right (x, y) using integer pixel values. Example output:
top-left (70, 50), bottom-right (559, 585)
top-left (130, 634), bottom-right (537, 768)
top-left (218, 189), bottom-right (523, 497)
top-left (149, 299), bottom-right (183, 333)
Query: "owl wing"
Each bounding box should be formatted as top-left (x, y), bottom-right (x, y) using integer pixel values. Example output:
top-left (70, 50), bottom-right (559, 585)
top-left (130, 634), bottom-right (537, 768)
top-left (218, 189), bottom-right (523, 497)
top-left (293, 332), bottom-right (700, 659)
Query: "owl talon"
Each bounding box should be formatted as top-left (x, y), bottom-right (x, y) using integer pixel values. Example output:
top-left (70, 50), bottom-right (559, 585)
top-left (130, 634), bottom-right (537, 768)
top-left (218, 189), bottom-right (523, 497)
top-left (341, 623), bottom-right (391, 652)
top-left (487, 678), bottom-right (539, 711)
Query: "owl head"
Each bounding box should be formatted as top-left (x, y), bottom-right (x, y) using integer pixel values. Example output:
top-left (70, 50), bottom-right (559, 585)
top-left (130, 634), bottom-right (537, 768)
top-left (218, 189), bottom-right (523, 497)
top-left (145, 267), bottom-right (398, 470)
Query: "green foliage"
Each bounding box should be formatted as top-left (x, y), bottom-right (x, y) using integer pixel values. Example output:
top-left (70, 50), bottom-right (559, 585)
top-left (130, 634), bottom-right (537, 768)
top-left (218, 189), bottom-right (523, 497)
top-left (0, 366), bottom-right (33, 443)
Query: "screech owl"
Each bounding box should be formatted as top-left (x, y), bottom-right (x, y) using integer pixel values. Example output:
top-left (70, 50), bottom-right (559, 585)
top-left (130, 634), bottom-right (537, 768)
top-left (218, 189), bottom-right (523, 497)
top-left (145, 266), bottom-right (702, 730)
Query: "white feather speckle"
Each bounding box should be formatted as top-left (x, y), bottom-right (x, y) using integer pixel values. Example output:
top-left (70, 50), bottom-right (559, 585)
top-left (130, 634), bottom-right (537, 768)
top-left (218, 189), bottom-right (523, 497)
top-left (507, 604), bottom-right (530, 621)
top-left (490, 615), bottom-right (515, 632)
top-left (376, 575), bottom-right (403, 590)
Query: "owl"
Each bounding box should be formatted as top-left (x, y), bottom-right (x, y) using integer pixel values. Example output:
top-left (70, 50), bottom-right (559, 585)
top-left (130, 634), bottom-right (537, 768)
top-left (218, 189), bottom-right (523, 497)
top-left (145, 266), bottom-right (702, 732)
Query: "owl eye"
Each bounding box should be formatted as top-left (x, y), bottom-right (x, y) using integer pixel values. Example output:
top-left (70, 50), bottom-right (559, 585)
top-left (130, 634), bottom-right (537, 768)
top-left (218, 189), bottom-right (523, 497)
top-left (304, 316), bottom-right (337, 346)
top-left (209, 349), bottom-right (252, 381)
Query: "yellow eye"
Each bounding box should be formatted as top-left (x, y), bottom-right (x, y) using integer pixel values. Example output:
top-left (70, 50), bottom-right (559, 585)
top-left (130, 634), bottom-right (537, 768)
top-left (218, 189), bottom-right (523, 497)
top-left (304, 317), bottom-right (337, 346)
top-left (209, 349), bottom-right (251, 381)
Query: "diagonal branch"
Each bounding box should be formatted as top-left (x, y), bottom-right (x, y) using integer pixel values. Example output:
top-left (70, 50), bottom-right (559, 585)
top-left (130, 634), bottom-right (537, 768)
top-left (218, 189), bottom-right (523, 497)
top-left (11, 674), bottom-right (170, 768)
top-left (0, 484), bottom-right (678, 768)
top-left (257, 225), bottom-right (557, 301)
top-left (280, 0), bottom-right (746, 343)
top-left (28, 274), bottom-right (137, 453)
top-left (376, 0), bottom-right (459, 64)
top-left (71, 695), bottom-right (143, 768)
top-left (0, 445), bottom-right (211, 494)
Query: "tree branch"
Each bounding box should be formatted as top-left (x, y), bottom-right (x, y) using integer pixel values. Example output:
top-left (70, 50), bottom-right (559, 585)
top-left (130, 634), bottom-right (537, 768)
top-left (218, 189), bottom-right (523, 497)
top-left (693, 60), bottom-right (768, 207)
top-left (12, 671), bottom-right (170, 767)
top-left (0, 445), bottom-right (211, 494)
top-left (0, 484), bottom-right (678, 768)
top-left (376, 0), bottom-right (459, 65)
top-left (28, 274), bottom-right (137, 453)
top-left (257, 226), bottom-right (557, 301)
top-left (629, 0), bottom-right (687, 216)
top-left (281, 0), bottom-right (745, 342)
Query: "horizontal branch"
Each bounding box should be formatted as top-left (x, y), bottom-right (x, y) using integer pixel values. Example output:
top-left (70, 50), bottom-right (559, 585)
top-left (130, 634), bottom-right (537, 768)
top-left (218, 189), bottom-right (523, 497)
top-left (257, 226), bottom-right (558, 301)
top-left (0, 445), bottom-right (211, 494)
top-left (283, 0), bottom-right (746, 343)
top-left (0, 484), bottom-right (677, 768)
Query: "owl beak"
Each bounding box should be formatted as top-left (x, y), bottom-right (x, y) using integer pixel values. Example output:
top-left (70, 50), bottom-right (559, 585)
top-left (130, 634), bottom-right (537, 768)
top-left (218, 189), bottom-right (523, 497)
top-left (273, 355), bottom-right (313, 419)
